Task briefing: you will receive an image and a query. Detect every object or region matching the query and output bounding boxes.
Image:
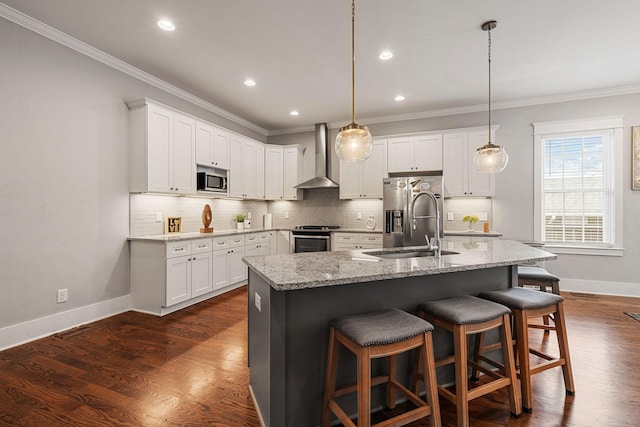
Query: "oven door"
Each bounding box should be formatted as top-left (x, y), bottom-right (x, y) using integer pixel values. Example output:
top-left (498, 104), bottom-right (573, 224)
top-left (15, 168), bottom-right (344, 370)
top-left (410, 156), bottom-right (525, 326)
top-left (291, 234), bottom-right (331, 253)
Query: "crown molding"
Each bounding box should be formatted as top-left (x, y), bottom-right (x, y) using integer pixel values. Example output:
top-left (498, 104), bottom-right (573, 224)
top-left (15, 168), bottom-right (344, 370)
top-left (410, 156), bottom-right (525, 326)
top-left (0, 2), bottom-right (268, 136)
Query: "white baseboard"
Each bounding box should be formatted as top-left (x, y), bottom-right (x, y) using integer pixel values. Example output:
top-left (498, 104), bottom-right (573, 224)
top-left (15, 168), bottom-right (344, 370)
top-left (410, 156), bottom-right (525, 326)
top-left (0, 295), bottom-right (131, 352)
top-left (560, 278), bottom-right (640, 298)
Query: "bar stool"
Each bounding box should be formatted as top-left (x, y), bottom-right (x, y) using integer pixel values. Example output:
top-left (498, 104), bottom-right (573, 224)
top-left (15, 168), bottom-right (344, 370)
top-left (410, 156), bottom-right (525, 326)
top-left (477, 287), bottom-right (575, 413)
top-left (415, 296), bottom-right (521, 427)
top-left (322, 308), bottom-right (441, 427)
top-left (518, 266), bottom-right (560, 327)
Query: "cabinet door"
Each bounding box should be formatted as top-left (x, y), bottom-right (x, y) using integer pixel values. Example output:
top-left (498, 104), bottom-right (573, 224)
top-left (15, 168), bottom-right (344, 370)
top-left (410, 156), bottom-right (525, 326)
top-left (387, 137), bottom-right (415, 172)
top-left (443, 133), bottom-right (468, 197)
top-left (466, 131), bottom-right (495, 197)
top-left (191, 251), bottom-right (213, 298)
top-left (283, 146), bottom-right (303, 200)
top-left (333, 243), bottom-right (357, 251)
top-left (242, 141), bottom-right (257, 198)
top-left (339, 160), bottom-right (362, 199)
top-left (362, 140), bottom-right (387, 198)
top-left (172, 113), bottom-right (196, 194)
top-left (166, 255), bottom-right (192, 307)
top-left (228, 247), bottom-right (247, 284)
top-left (213, 128), bottom-right (230, 169)
top-left (212, 249), bottom-right (230, 291)
top-left (268, 232), bottom-right (277, 255)
top-left (196, 121), bottom-right (214, 166)
top-left (255, 142), bottom-right (265, 199)
top-left (229, 136), bottom-right (244, 198)
top-left (265, 145), bottom-right (284, 199)
top-left (414, 134), bottom-right (443, 172)
top-left (147, 103), bottom-right (173, 193)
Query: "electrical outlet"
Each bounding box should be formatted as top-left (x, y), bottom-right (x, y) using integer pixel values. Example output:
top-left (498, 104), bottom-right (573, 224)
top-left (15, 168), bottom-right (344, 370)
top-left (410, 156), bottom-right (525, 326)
top-left (475, 212), bottom-right (488, 221)
top-left (447, 212), bottom-right (455, 221)
top-left (57, 288), bottom-right (68, 303)
top-left (254, 292), bottom-right (262, 312)
top-left (155, 212), bottom-right (162, 222)
top-left (356, 212), bottom-right (362, 220)
top-left (285, 211), bottom-right (289, 219)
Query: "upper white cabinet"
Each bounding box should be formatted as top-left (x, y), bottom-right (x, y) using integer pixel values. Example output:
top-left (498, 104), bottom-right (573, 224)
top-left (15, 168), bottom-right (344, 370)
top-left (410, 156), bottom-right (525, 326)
top-left (129, 99), bottom-right (196, 195)
top-left (265, 145), bottom-right (304, 200)
top-left (387, 134), bottom-right (442, 173)
top-left (443, 129), bottom-right (495, 197)
top-left (195, 121), bottom-right (230, 170)
top-left (340, 139), bottom-right (387, 199)
top-left (229, 135), bottom-right (265, 199)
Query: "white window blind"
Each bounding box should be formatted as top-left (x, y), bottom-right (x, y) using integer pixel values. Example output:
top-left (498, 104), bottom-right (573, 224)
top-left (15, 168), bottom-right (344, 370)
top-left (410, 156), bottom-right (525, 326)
top-left (533, 117), bottom-right (623, 255)
top-left (541, 131), bottom-right (613, 245)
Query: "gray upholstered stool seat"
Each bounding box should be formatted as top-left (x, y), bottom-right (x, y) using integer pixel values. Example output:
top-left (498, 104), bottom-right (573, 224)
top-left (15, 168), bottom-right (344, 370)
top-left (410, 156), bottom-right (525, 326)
top-left (475, 286), bottom-right (575, 413)
top-left (415, 295), bottom-right (520, 426)
top-left (323, 309), bottom-right (441, 427)
top-left (518, 266), bottom-right (559, 282)
top-left (419, 295), bottom-right (510, 325)
top-left (331, 308), bottom-right (434, 347)
top-left (479, 287), bottom-right (563, 310)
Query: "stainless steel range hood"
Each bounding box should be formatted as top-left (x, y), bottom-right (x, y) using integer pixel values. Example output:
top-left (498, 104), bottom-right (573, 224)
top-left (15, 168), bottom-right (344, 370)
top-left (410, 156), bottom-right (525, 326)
top-left (295, 123), bottom-right (339, 189)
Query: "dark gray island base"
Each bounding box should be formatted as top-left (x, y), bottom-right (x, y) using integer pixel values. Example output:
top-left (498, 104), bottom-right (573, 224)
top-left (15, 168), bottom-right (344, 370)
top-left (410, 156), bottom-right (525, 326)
top-left (243, 239), bottom-right (555, 427)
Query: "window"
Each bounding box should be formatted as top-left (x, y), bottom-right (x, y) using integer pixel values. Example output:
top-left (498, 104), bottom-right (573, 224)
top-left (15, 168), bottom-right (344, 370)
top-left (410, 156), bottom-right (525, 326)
top-left (533, 117), bottom-right (623, 256)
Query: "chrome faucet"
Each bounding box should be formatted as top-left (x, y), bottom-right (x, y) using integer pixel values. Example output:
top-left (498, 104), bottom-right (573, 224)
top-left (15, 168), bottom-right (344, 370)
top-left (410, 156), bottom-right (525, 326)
top-left (410, 191), bottom-right (441, 259)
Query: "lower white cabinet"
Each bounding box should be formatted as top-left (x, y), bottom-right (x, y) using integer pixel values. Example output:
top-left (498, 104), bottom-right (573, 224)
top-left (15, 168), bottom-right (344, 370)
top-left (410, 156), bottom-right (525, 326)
top-left (212, 235), bottom-right (247, 290)
top-left (332, 233), bottom-right (383, 251)
top-left (245, 232), bottom-right (271, 256)
top-left (165, 239), bottom-right (214, 307)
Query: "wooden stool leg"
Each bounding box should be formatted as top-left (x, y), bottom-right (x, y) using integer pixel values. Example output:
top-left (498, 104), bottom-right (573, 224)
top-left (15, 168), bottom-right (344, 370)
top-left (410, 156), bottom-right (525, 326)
top-left (387, 354), bottom-right (397, 409)
top-left (322, 328), bottom-right (339, 427)
top-left (453, 324), bottom-right (469, 427)
top-left (514, 308), bottom-right (533, 412)
top-left (422, 332), bottom-right (441, 427)
top-left (357, 346), bottom-right (371, 427)
top-left (471, 332), bottom-right (485, 381)
top-left (555, 302), bottom-right (576, 395)
top-left (500, 313), bottom-right (522, 417)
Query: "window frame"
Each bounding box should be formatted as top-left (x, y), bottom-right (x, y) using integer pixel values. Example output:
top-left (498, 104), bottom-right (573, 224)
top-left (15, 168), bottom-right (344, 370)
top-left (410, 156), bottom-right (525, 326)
top-left (533, 116), bottom-right (624, 256)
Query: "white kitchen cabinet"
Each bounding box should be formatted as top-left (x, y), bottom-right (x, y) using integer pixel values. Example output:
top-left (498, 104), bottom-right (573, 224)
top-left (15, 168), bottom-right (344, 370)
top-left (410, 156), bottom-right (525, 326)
top-left (196, 121), bottom-right (230, 170)
top-left (387, 134), bottom-right (442, 173)
top-left (265, 144), bottom-right (303, 200)
top-left (165, 239), bottom-right (213, 306)
top-left (229, 135), bottom-right (265, 199)
top-left (332, 233), bottom-right (383, 251)
top-left (340, 140), bottom-right (387, 199)
top-left (166, 255), bottom-right (192, 306)
top-left (128, 99), bottom-right (196, 195)
top-left (443, 130), bottom-right (495, 197)
top-left (212, 235), bottom-right (247, 289)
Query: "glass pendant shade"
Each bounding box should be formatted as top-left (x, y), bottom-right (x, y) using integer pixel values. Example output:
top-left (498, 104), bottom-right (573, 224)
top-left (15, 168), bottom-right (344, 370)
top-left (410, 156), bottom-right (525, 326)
top-left (474, 143), bottom-right (509, 173)
top-left (335, 123), bottom-right (373, 162)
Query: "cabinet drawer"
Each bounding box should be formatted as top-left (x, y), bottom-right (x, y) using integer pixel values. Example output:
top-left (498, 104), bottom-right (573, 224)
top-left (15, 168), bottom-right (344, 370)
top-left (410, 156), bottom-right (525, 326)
top-left (192, 238), bottom-right (213, 254)
top-left (245, 234), bottom-right (259, 244)
top-left (334, 233), bottom-right (360, 243)
top-left (228, 235), bottom-right (246, 248)
top-left (361, 235), bottom-right (382, 244)
top-left (166, 241), bottom-right (192, 258)
top-left (258, 232), bottom-right (271, 242)
top-left (212, 237), bottom-right (229, 250)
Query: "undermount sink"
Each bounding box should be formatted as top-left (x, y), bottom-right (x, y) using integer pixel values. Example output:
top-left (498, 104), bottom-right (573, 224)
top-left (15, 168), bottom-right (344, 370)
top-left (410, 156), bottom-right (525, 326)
top-left (364, 248), bottom-right (459, 259)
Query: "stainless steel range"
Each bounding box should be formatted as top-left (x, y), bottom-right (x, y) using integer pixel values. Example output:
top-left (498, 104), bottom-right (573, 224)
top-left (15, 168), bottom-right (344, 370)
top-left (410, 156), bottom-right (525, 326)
top-left (290, 225), bottom-right (340, 253)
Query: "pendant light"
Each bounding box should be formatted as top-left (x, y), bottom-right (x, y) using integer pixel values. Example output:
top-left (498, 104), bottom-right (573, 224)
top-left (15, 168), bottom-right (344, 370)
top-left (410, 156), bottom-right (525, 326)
top-left (335, 0), bottom-right (373, 163)
top-left (473, 20), bottom-right (509, 173)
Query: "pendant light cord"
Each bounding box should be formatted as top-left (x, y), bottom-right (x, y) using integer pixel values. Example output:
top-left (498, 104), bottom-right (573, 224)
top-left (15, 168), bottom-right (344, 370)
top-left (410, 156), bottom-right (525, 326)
top-left (351, 0), bottom-right (356, 124)
top-left (488, 25), bottom-right (492, 142)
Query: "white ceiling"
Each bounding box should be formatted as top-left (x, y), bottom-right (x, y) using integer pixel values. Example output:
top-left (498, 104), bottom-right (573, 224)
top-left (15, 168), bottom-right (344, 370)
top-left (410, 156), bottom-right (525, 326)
top-left (3, 0), bottom-right (640, 134)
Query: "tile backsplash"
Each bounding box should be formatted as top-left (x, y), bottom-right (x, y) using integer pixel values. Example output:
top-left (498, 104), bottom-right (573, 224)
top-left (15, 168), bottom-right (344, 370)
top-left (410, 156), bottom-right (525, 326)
top-left (130, 191), bottom-right (494, 237)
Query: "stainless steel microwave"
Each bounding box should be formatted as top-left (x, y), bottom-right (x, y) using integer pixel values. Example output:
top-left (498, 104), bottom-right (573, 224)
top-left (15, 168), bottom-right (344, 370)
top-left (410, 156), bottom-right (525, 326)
top-left (197, 172), bottom-right (227, 192)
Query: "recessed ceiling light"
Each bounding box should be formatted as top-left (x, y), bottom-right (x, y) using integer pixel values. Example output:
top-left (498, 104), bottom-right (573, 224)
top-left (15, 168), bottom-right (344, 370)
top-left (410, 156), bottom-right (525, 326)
top-left (379, 50), bottom-right (393, 60)
top-left (244, 79), bottom-right (256, 87)
top-left (394, 95), bottom-right (405, 102)
top-left (290, 110), bottom-right (299, 116)
top-left (157, 19), bottom-right (175, 32)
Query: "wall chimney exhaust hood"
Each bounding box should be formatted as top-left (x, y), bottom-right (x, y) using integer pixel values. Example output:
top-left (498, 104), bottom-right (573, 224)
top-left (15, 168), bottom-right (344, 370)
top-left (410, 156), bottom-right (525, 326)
top-left (295, 123), bottom-right (339, 189)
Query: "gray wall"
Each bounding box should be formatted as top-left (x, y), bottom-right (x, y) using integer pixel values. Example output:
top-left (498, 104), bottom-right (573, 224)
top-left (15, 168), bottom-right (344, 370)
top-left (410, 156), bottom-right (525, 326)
top-left (0, 18), bottom-right (262, 329)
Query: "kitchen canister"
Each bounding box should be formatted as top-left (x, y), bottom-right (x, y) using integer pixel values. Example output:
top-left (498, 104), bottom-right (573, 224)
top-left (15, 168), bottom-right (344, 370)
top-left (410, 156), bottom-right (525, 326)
top-left (264, 213), bottom-right (273, 229)
top-left (366, 215), bottom-right (376, 230)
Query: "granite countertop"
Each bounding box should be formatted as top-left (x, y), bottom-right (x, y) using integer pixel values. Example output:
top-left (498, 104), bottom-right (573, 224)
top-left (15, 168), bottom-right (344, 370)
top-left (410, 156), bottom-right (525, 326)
top-left (243, 239), bottom-right (555, 291)
top-left (128, 227), bottom-right (288, 243)
top-left (444, 230), bottom-right (503, 237)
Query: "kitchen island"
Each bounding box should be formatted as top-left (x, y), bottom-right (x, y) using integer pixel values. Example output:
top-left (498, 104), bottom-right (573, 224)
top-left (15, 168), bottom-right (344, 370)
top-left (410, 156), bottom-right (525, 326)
top-left (243, 239), bottom-right (555, 427)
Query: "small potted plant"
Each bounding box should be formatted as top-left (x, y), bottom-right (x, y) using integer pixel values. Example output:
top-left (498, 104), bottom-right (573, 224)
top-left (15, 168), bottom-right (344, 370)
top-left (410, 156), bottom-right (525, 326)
top-left (463, 214), bottom-right (479, 232)
top-left (235, 213), bottom-right (246, 231)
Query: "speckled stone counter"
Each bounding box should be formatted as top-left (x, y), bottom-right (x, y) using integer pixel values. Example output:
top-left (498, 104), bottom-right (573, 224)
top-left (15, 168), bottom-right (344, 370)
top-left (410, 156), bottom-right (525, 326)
top-left (243, 239), bottom-right (553, 291)
top-left (247, 240), bottom-right (555, 427)
top-left (128, 227), bottom-right (288, 243)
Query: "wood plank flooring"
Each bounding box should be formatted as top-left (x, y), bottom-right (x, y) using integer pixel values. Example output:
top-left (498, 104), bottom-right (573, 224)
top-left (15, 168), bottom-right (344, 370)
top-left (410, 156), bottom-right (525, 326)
top-left (1, 288), bottom-right (639, 426)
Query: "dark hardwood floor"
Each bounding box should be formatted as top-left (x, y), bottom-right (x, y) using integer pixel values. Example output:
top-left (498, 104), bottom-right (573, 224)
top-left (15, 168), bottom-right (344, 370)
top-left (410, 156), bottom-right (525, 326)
top-left (1, 287), bottom-right (639, 426)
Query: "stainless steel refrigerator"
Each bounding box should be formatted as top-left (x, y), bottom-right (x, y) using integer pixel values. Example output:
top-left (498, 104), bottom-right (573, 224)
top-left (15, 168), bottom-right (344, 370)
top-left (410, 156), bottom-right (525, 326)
top-left (383, 176), bottom-right (444, 248)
